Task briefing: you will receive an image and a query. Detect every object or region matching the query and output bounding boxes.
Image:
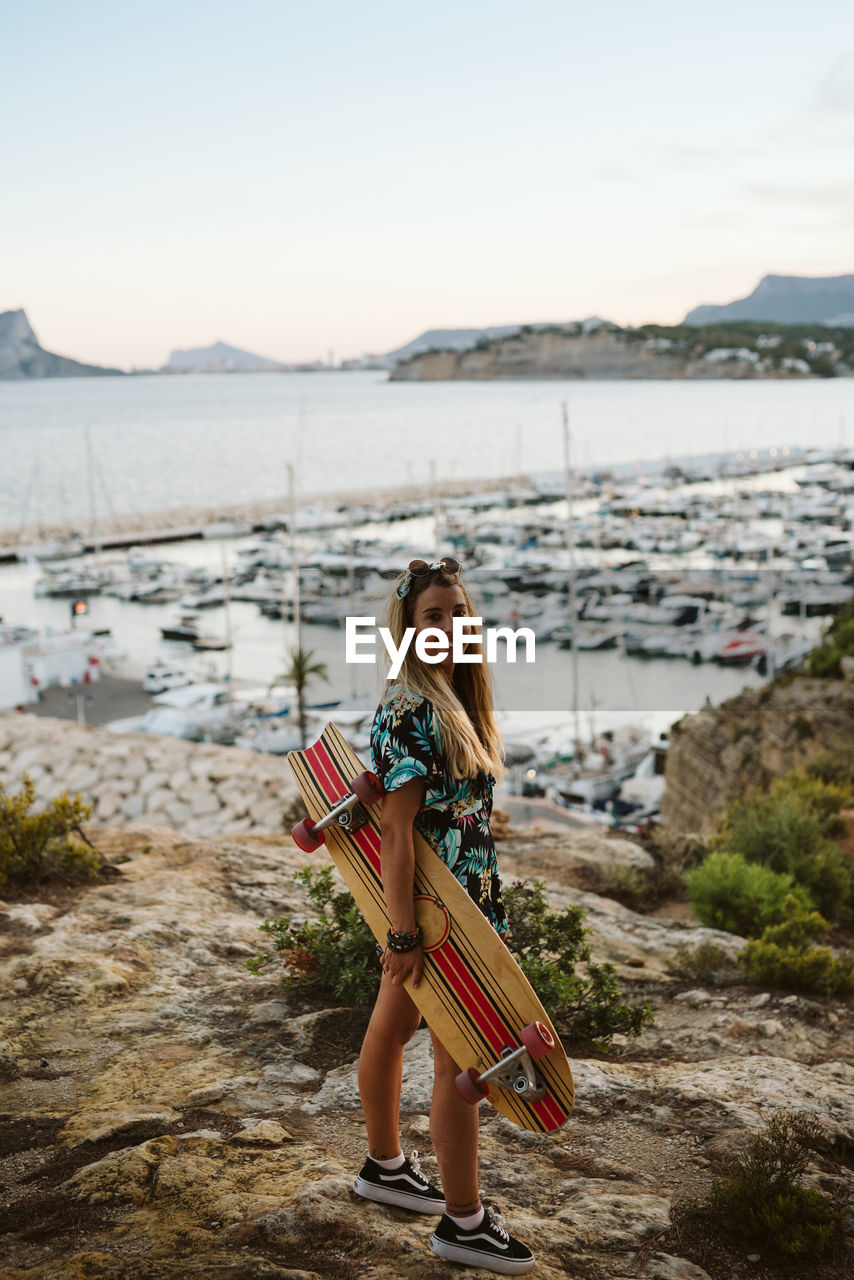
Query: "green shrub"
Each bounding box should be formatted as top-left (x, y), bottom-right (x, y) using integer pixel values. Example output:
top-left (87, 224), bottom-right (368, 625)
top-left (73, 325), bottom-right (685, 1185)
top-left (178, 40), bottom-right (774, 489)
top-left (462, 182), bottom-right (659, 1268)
top-left (808, 642), bottom-right (845, 678)
top-left (711, 1110), bottom-right (845, 1258)
top-left (247, 872), bottom-right (655, 1050)
top-left (808, 600), bottom-right (854, 677)
top-left (790, 713), bottom-right (814, 740)
top-left (669, 941), bottom-right (740, 985)
top-left (245, 865), bottom-right (379, 1005)
top-left (619, 824), bottom-right (707, 898)
top-left (685, 852), bottom-right (813, 936)
top-left (585, 853), bottom-right (688, 912)
top-left (738, 909), bottom-right (854, 997)
top-left (584, 864), bottom-right (650, 910)
top-left (771, 770), bottom-right (850, 838)
top-left (712, 786), bottom-right (852, 919)
top-left (804, 748), bottom-right (854, 793)
top-left (503, 880), bottom-right (654, 1049)
top-left (0, 775), bottom-right (98, 890)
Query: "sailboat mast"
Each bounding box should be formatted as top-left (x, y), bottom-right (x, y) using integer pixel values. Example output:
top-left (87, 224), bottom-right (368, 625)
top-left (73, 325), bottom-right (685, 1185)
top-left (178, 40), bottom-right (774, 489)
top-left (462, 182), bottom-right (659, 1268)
top-left (430, 459), bottom-right (442, 550)
top-left (16, 456), bottom-right (39, 546)
top-left (287, 462), bottom-right (300, 656)
top-left (85, 426), bottom-right (100, 555)
top-left (562, 402), bottom-right (580, 749)
top-left (221, 541), bottom-right (233, 694)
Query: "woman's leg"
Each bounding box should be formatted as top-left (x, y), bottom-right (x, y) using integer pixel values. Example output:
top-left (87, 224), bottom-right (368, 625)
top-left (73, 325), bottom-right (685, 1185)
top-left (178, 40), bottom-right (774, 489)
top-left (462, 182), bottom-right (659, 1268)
top-left (358, 973), bottom-right (422, 1158)
top-left (429, 1031), bottom-right (481, 1217)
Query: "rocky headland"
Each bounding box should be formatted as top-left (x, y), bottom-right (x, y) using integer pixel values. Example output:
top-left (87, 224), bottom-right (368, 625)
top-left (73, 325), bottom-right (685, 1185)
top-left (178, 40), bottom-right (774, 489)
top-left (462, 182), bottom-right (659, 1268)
top-left (1, 710), bottom-right (853, 1278)
top-left (389, 329), bottom-right (752, 381)
top-left (0, 311), bottom-right (124, 381)
top-left (389, 321), bottom-right (854, 381)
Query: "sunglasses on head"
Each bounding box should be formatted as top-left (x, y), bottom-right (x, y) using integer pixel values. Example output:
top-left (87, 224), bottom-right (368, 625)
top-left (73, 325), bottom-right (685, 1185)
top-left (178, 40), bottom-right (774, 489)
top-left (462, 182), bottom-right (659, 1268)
top-left (396, 557), bottom-right (462, 599)
top-left (408, 557), bottom-right (462, 577)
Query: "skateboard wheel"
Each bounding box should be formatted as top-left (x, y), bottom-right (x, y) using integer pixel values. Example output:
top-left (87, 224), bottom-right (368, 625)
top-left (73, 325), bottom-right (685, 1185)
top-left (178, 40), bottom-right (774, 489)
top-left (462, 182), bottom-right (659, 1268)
top-left (291, 818), bottom-right (324, 852)
top-left (351, 771), bottom-right (383, 804)
top-left (520, 1021), bottom-right (555, 1061)
top-left (455, 1067), bottom-right (490, 1105)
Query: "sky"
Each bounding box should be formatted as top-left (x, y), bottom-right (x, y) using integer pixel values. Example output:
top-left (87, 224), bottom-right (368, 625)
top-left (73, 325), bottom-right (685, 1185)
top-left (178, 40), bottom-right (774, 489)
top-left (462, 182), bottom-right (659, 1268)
top-left (2, 0), bottom-right (853, 368)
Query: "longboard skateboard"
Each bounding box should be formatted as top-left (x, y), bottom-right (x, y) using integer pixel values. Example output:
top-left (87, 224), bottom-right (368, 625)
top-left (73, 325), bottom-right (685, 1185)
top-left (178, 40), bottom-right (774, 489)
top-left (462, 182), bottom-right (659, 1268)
top-left (287, 723), bottom-right (574, 1133)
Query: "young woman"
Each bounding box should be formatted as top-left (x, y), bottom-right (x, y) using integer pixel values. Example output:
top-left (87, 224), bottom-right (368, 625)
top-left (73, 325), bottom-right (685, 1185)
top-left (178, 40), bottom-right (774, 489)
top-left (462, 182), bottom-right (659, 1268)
top-left (353, 557), bottom-right (535, 1276)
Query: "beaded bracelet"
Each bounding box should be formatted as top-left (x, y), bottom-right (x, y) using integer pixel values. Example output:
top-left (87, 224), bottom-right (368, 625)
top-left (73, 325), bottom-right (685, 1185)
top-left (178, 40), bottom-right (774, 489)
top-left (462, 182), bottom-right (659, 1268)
top-left (386, 925), bottom-right (423, 954)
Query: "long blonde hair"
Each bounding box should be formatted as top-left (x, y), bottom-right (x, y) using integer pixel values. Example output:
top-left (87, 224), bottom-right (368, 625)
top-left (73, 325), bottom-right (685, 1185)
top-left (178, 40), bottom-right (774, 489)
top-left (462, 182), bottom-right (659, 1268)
top-left (379, 565), bottom-right (504, 781)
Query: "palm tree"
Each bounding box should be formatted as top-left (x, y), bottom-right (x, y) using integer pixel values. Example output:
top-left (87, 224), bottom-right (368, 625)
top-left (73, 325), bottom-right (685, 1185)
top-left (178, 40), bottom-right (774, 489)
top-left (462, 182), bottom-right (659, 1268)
top-left (281, 647), bottom-right (329, 748)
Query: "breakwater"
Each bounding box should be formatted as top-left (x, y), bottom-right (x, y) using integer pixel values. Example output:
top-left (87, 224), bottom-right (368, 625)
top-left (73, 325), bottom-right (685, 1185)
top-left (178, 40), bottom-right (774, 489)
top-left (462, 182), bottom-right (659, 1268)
top-left (0, 714), bottom-right (301, 838)
top-left (1, 473), bottom-right (522, 558)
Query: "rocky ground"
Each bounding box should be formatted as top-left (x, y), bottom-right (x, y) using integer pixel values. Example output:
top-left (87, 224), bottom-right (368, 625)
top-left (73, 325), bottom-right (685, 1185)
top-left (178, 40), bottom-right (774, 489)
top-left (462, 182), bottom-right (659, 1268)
top-left (1, 825), bottom-right (853, 1280)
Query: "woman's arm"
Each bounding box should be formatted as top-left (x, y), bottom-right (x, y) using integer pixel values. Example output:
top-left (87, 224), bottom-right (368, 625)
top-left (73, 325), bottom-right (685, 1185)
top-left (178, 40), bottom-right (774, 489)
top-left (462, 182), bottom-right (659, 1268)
top-left (379, 776), bottom-right (425, 988)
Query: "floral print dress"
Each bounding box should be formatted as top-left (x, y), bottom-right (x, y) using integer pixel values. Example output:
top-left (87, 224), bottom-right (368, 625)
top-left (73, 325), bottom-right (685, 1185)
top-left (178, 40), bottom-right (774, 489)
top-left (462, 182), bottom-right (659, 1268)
top-left (370, 687), bottom-right (508, 935)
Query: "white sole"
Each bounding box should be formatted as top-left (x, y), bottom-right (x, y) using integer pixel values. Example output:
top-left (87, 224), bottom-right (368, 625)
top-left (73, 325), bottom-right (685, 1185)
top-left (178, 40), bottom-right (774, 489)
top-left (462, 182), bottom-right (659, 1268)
top-left (430, 1234), bottom-right (535, 1275)
top-left (353, 1175), bottom-right (445, 1214)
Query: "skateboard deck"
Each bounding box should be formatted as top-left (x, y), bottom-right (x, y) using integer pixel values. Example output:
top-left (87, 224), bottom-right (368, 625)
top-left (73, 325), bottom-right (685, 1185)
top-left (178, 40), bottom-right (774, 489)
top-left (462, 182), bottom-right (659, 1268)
top-left (287, 723), bottom-right (574, 1133)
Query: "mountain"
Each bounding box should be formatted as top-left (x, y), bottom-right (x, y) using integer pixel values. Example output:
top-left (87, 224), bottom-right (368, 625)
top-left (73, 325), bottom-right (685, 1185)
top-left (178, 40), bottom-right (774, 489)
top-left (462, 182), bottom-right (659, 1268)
top-left (0, 309), bottom-right (124, 379)
top-left (163, 341), bottom-right (285, 374)
top-left (381, 326), bottom-right (526, 365)
top-left (684, 273), bottom-right (854, 326)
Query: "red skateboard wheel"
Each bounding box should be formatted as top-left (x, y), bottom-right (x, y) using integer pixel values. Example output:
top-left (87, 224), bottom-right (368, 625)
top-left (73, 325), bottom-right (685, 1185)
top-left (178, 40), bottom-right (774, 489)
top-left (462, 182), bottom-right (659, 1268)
top-left (520, 1021), bottom-right (555, 1061)
top-left (351, 771), bottom-right (383, 805)
top-left (291, 818), bottom-right (324, 852)
top-left (455, 1067), bottom-right (490, 1105)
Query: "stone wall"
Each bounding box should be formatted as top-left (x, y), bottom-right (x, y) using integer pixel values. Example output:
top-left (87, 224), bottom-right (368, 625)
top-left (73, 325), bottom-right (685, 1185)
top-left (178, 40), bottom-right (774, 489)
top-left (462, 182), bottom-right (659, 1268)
top-left (661, 672), bottom-right (854, 836)
top-left (0, 713), bottom-right (301, 838)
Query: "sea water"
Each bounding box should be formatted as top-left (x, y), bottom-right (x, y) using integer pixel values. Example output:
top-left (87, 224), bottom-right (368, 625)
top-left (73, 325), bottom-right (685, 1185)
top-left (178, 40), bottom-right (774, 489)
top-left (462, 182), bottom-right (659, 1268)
top-left (3, 371), bottom-right (853, 529)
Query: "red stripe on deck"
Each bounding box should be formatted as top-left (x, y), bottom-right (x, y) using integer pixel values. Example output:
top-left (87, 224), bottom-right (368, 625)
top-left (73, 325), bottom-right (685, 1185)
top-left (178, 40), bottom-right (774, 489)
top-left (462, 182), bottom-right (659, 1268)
top-left (435, 944), bottom-right (513, 1050)
top-left (435, 943), bottom-right (566, 1129)
top-left (305, 741), bottom-right (382, 876)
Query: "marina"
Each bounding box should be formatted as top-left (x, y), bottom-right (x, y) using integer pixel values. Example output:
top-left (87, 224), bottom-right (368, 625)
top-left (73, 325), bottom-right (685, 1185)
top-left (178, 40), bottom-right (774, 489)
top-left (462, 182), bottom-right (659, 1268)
top-left (4, 373), bottom-right (853, 831)
top-left (3, 420), bottom-right (851, 830)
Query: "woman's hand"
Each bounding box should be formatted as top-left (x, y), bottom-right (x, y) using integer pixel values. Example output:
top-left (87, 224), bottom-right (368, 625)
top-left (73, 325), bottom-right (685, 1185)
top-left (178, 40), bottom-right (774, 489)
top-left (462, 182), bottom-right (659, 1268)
top-left (382, 944), bottom-right (424, 989)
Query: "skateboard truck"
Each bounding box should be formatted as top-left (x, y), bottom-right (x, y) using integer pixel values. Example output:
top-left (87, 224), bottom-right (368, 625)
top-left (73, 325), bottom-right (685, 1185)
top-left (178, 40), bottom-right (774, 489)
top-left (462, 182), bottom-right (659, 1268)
top-left (455, 1021), bottom-right (555, 1106)
top-left (291, 771), bottom-right (384, 852)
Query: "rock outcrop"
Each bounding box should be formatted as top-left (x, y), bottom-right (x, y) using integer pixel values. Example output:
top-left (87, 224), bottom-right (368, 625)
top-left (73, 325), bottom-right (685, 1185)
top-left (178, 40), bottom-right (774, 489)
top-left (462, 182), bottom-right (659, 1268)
top-left (0, 310), bottom-right (124, 380)
top-left (0, 714), bottom-right (301, 839)
top-left (2, 824), bottom-right (852, 1278)
top-left (661, 673), bottom-right (854, 836)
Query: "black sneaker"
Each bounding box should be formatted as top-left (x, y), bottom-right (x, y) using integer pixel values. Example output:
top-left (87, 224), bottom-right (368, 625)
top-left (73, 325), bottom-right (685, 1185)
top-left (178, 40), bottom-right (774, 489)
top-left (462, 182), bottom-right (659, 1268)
top-left (430, 1206), bottom-right (535, 1275)
top-left (353, 1150), bottom-right (445, 1214)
